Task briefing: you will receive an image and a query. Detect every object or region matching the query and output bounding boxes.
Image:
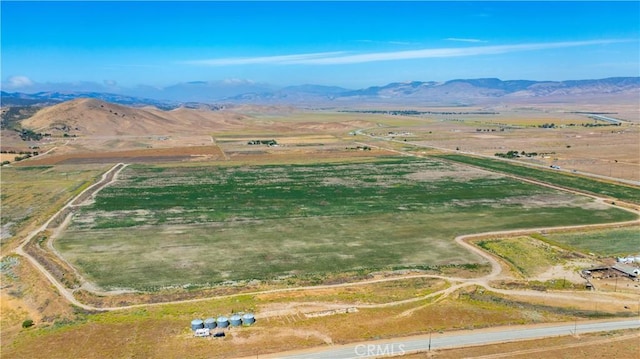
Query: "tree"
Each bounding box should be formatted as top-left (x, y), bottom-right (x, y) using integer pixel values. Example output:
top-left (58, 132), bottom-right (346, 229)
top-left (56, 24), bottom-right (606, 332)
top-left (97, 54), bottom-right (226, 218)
top-left (22, 319), bottom-right (34, 328)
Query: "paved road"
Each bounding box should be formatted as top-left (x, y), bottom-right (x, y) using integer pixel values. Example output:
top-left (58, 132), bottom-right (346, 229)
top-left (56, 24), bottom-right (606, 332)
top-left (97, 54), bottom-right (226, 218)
top-left (268, 319), bottom-right (640, 359)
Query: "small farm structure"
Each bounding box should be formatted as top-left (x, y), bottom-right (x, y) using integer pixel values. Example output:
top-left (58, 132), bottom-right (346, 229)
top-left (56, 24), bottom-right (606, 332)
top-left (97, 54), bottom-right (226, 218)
top-left (612, 263), bottom-right (640, 278)
top-left (229, 315), bottom-right (242, 327)
top-left (190, 319), bottom-right (204, 331)
top-left (194, 328), bottom-right (210, 337)
top-left (583, 264), bottom-right (640, 282)
top-left (617, 255), bottom-right (640, 264)
top-left (190, 313), bottom-right (255, 337)
top-left (241, 313), bottom-right (255, 325)
top-left (204, 318), bottom-right (216, 329)
top-left (216, 316), bottom-right (229, 328)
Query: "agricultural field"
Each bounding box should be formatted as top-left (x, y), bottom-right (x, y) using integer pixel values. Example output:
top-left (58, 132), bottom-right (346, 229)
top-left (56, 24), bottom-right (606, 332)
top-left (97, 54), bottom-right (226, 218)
top-left (436, 154), bottom-right (640, 204)
top-left (55, 157), bottom-right (636, 291)
top-left (372, 109), bottom-right (640, 182)
top-left (541, 227), bottom-right (640, 256)
top-left (0, 164), bottom-right (107, 244)
top-left (478, 236), bottom-right (567, 277)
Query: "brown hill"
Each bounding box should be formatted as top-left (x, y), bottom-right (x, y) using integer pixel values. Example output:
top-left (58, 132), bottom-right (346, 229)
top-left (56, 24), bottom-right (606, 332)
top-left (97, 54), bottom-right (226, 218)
top-left (20, 98), bottom-right (248, 136)
top-left (20, 99), bottom-right (377, 138)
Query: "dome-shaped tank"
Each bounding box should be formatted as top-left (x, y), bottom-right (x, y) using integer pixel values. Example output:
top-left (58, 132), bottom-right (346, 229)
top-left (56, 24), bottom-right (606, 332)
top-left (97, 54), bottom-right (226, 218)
top-left (229, 314), bottom-right (242, 327)
top-left (216, 316), bottom-right (229, 328)
top-left (241, 313), bottom-right (255, 325)
top-left (204, 317), bottom-right (217, 329)
top-left (191, 319), bottom-right (204, 331)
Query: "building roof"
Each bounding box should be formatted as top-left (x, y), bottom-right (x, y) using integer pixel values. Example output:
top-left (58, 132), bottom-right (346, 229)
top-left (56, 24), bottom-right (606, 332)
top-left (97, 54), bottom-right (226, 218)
top-left (612, 263), bottom-right (640, 277)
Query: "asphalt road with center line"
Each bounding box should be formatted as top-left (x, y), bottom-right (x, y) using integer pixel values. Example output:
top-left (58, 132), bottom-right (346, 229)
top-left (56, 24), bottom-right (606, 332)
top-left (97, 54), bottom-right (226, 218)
top-left (266, 319), bottom-right (640, 359)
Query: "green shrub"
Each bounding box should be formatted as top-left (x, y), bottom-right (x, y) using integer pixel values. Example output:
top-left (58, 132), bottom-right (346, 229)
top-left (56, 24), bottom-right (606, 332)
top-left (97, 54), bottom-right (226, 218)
top-left (22, 319), bottom-right (34, 328)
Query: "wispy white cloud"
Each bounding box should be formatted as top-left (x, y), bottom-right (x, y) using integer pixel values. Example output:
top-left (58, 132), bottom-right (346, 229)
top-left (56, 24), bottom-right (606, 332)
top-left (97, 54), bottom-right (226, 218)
top-left (356, 39), bottom-right (417, 46)
top-left (445, 38), bottom-right (488, 43)
top-left (297, 40), bottom-right (630, 65)
top-left (388, 41), bottom-right (416, 46)
top-left (183, 51), bottom-right (346, 66)
top-left (185, 39), bottom-right (631, 67)
top-left (5, 75), bottom-right (33, 88)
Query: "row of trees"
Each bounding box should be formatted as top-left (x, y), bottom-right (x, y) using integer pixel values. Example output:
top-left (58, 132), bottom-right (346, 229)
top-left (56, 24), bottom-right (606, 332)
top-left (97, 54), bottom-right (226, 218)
top-left (0, 150), bottom-right (39, 166)
top-left (247, 139), bottom-right (278, 146)
top-left (18, 128), bottom-right (50, 141)
top-left (345, 146), bottom-right (372, 151)
top-left (495, 150), bottom-right (538, 159)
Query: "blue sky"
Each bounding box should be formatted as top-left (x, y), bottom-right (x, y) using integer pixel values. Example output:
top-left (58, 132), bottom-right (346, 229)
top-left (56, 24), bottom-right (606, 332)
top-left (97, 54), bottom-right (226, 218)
top-left (1, 1), bottom-right (639, 93)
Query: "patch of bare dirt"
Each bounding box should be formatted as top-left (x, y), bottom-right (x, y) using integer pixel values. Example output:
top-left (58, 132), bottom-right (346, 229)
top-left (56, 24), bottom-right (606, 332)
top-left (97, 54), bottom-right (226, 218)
top-left (404, 167), bottom-right (501, 182)
top-left (18, 145), bottom-right (226, 165)
top-left (532, 260), bottom-right (594, 283)
top-left (230, 327), bottom-right (333, 346)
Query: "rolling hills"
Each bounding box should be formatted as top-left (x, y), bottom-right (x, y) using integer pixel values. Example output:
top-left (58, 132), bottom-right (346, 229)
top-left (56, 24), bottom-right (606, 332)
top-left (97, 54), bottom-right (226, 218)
top-left (19, 98), bottom-right (246, 136)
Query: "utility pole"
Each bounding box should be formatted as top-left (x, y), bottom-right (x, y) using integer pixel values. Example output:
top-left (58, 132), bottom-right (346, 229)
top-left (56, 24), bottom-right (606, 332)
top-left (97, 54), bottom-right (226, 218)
top-left (428, 328), bottom-right (432, 352)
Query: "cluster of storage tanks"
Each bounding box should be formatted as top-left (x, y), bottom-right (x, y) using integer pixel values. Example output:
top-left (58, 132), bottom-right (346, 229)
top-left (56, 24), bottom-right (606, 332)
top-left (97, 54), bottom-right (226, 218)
top-left (191, 313), bottom-right (255, 331)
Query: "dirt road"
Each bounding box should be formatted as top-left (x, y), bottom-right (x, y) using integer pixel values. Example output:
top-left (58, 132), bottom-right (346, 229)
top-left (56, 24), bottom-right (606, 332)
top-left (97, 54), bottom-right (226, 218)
top-left (13, 163), bottom-right (128, 310)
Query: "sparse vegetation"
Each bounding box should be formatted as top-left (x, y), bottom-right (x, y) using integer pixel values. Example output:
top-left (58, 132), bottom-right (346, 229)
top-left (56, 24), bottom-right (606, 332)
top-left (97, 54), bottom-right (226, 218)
top-left (0, 165), bottom-right (105, 243)
top-left (18, 128), bottom-right (45, 141)
top-left (0, 106), bottom-right (41, 129)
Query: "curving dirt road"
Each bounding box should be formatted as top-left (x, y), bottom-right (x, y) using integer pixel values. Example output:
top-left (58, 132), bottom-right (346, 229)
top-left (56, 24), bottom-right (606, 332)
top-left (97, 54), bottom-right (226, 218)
top-left (13, 163), bottom-right (129, 310)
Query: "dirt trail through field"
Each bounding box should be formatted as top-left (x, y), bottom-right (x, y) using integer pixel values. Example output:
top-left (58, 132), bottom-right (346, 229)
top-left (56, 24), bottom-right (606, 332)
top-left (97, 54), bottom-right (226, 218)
top-left (13, 163), bottom-right (129, 310)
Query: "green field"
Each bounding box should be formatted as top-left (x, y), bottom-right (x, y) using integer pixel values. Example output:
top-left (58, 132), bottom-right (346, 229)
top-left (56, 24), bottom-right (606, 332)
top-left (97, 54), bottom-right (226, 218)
top-left (478, 237), bottom-right (565, 277)
top-left (56, 157), bottom-right (637, 290)
top-left (437, 154), bottom-right (640, 204)
top-left (542, 227), bottom-right (640, 256)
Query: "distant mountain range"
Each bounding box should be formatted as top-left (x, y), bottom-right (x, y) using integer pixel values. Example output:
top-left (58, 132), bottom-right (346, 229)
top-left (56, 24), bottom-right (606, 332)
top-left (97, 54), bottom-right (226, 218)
top-left (2, 77), bottom-right (638, 108)
top-left (0, 91), bottom-right (226, 111)
top-left (230, 77), bottom-right (639, 105)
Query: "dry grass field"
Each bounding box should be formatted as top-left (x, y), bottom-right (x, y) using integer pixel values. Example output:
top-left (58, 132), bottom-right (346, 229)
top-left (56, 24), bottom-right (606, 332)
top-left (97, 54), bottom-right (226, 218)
top-left (3, 282), bottom-right (638, 359)
top-left (370, 109), bottom-right (639, 181)
top-left (0, 164), bottom-right (108, 245)
top-left (1, 100), bottom-right (639, 358)
top-left (7, 101), bottom-right (638, 181)
top-left (398, 330), bottom-right (640, 359)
